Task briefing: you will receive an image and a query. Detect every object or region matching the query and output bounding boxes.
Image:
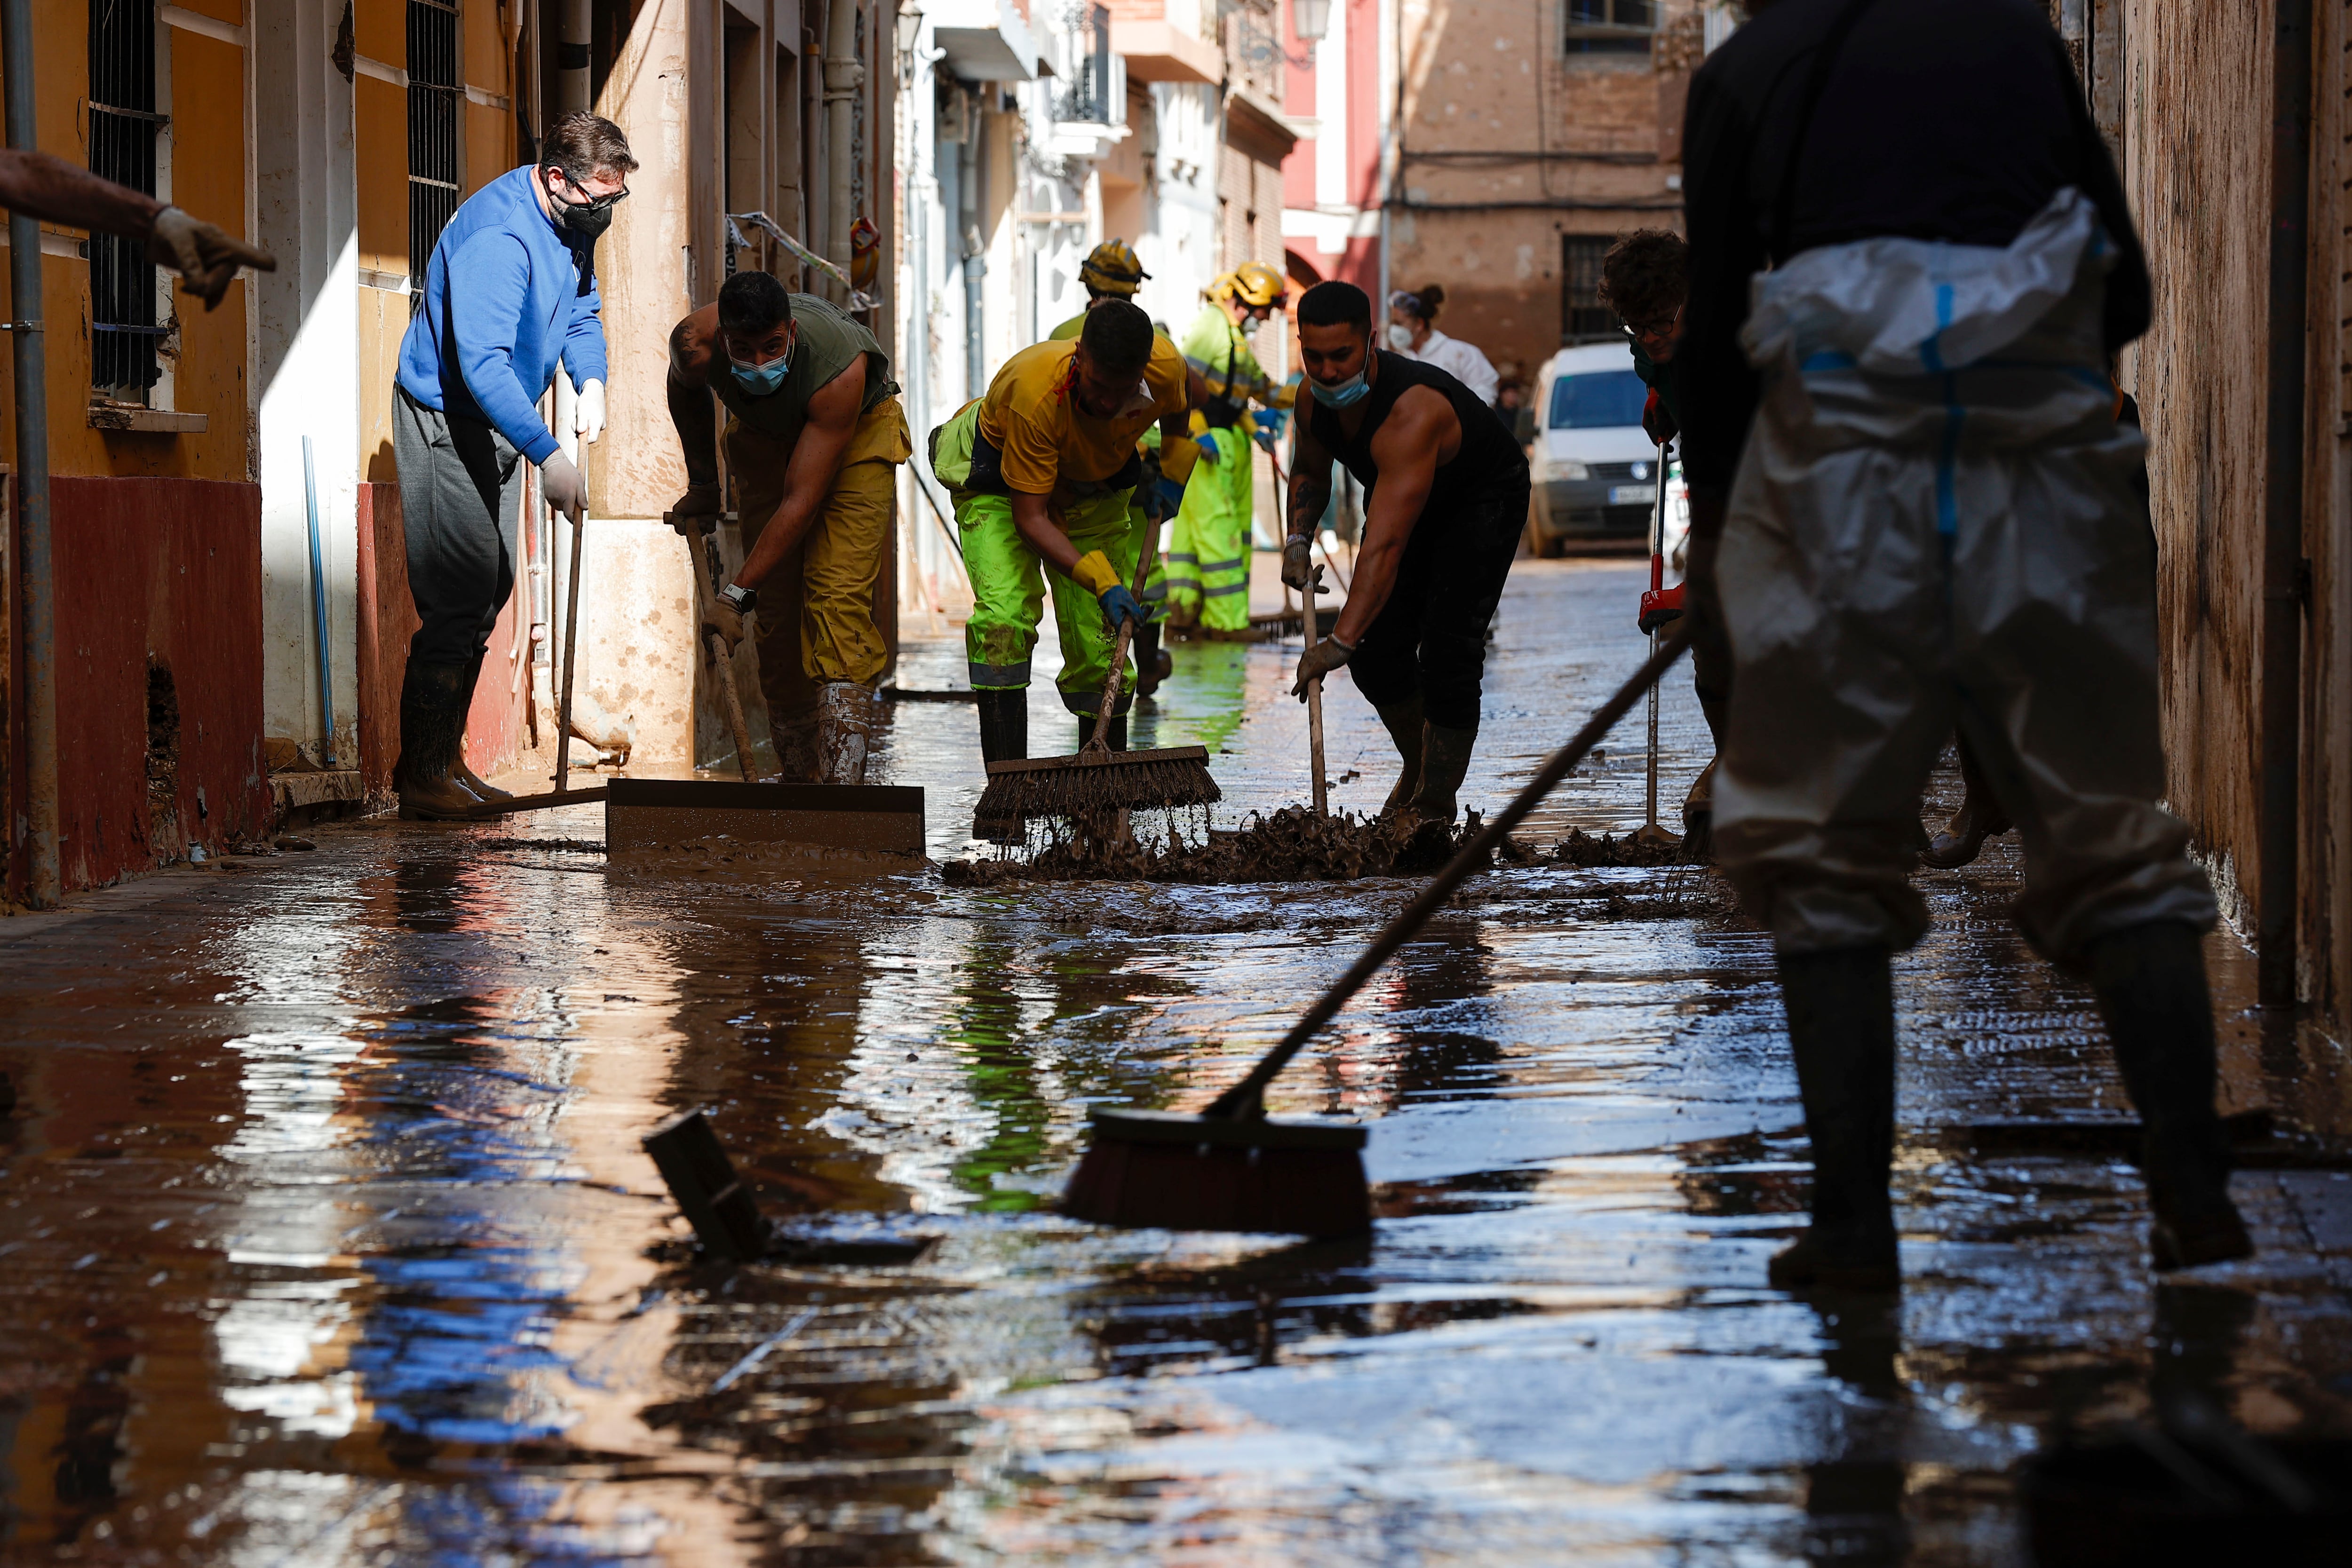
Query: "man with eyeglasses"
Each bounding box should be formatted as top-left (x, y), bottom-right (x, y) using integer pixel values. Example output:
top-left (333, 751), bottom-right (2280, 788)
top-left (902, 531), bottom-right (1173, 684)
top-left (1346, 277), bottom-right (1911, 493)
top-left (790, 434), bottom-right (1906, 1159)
top-left (1600, 228), bottom-right (1726, 855)
top-left (390, 110), bottom-right (636, 820)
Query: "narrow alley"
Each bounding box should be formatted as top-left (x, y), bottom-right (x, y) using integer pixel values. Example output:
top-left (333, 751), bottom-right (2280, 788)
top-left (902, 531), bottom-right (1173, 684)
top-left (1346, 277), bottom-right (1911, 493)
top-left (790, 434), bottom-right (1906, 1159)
top-left (5, 564), bottom-right (2348, 1562)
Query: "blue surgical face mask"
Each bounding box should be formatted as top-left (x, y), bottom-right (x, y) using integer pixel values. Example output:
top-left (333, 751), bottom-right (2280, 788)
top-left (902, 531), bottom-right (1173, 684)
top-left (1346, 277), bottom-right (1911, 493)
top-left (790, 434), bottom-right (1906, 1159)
top-left (730, 348), bottom-right (790, 396)
top-left (1309, 364), bottom-right (1372, 408)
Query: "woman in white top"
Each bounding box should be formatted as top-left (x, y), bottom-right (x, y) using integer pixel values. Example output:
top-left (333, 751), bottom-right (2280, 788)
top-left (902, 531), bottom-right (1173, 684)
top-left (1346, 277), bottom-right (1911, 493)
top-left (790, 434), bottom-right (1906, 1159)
top-left (1385, 284), bottom-right (1500, 405)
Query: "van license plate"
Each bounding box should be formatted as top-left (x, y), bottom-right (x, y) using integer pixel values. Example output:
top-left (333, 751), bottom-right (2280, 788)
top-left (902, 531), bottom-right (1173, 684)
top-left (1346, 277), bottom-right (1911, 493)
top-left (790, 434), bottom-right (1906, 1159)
top-left (1610, 485), bottom-right (1657, 505)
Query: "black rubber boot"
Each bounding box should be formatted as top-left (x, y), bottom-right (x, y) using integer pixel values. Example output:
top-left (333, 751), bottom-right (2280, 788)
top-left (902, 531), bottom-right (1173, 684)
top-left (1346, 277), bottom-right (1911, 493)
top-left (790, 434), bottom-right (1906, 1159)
top-left (1409, 722), bottom-right (1477, 824)
top-left (973, 689), bottom-right (1028, 844)
top-left (1921, 734), bottom-right (2011, 870)
top-left (395, 661), bottom-right (479, 821)
top-left (1769, 946), bottom-right (1901, 1292)
top-left (2085, 921), bottom-right (2252, 1270)
top-left (453, 650), bottom-right (511, 800)
top-left (1077, 716), bottom-right (1128, 752)
top-left (1131, 621), bottom-right (1166, 700)
top-left (1375, 697), bottom-right (1426, 814)
top-left (975, 688), bottom-right (1026, 765)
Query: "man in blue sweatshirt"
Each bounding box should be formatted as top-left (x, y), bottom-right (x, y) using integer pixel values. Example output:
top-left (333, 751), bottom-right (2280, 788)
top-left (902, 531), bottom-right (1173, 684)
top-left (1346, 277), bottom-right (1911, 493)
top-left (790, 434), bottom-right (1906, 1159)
top-left (391, 110), bottom-right (636, 819)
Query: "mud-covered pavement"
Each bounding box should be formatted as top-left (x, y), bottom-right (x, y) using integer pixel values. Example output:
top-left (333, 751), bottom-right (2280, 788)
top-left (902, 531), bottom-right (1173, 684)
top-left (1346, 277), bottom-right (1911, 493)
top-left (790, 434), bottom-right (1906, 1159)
top-left (4, 560), bottom-right (2350, 1565)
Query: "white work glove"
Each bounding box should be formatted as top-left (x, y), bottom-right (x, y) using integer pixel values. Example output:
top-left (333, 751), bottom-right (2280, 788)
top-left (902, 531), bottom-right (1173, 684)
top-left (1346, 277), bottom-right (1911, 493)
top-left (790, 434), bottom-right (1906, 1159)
top-left (572, 378), bottom-right (607, 445)
top-left (147, 204), bottom-right (277, 311)
top-left (541, 451), bottom-right (588, 522)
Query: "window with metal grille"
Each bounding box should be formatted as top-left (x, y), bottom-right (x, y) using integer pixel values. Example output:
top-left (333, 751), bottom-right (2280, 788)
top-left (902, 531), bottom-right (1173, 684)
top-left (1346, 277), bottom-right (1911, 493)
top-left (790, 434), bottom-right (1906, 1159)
top-left (1561, 234), bottom-right (1618, 341)
top-left (88, 0), bottom-right (166, 394)
top-left (408, 0), bottom-right (462, 301)
top-left (1564, 0), bottom-right (1654, 55)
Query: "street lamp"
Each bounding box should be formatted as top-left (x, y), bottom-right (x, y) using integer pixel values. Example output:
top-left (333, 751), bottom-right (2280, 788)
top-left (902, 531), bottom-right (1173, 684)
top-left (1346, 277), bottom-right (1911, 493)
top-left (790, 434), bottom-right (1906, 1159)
top-left (1293, 0), bottom-right (1330, 43)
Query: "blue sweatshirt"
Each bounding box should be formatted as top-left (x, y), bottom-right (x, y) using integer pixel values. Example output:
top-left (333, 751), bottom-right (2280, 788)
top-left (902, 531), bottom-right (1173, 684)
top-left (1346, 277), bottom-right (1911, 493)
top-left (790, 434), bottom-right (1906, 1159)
top-left (396, 165), bottom-right (607, 466)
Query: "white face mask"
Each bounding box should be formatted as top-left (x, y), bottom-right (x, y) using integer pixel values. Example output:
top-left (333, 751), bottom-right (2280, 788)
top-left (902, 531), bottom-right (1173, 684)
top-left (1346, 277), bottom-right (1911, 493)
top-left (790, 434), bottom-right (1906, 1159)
top-left (1385, 324), bottom-right (1417, 353)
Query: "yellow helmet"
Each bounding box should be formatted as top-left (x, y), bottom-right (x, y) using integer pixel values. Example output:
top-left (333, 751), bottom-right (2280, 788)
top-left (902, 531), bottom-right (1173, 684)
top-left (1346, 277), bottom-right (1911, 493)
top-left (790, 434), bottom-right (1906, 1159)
top-left (1228, 260), bottom-right (1287, 309)
top-left (1079, 239), bottom-right (1149, 296)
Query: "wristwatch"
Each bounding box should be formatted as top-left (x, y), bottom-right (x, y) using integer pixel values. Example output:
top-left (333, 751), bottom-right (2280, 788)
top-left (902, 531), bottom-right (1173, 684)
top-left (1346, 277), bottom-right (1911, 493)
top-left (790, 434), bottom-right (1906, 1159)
top-left (719, 582), bottom-right (758, 614)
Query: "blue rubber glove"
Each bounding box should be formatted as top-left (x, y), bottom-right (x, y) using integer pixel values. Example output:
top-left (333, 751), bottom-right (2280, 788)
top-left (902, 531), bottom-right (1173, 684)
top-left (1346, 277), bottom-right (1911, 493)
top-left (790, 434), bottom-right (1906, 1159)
top-left (1152, 475), bottom-right (1186, 515)
top-left (1098, 583), bottom-right (1147, 631)
top-left (1252, 407), bottom-right (1287, 453)
top-left (1192, 431), bottom-right (1222, 464)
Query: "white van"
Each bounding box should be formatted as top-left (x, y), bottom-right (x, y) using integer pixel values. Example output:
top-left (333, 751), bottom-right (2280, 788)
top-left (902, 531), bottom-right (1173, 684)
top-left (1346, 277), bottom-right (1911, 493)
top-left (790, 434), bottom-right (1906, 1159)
top-left (1526, 341), bottom-right (1679, 555)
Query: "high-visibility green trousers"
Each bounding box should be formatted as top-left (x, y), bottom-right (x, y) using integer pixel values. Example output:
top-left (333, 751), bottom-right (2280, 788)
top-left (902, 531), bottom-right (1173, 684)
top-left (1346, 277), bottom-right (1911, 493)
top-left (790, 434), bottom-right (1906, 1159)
top-left (1165, 426), bottom-right (1255, 632)
top-left (957, 487), bottom-right (1140, 717)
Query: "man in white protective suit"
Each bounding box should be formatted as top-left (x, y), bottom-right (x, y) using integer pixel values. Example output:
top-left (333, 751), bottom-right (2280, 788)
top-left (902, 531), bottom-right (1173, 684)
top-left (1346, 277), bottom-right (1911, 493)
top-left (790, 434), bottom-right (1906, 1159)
top-left (1679, 0), bottom-right (2247, 1291)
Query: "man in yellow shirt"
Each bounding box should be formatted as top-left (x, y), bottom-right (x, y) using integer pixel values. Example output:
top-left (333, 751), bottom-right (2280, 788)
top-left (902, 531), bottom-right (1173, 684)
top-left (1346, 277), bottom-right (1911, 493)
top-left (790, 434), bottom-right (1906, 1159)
top-left (931, 300), bottom-right (1210, 769)
top-left (1049, 240), bottom-right (1179, 697)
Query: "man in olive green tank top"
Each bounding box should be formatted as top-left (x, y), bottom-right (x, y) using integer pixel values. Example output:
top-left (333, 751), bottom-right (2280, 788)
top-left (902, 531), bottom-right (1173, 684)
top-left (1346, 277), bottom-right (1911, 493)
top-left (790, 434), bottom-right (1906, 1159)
top-left (667, 271), bottom-right (911, 784)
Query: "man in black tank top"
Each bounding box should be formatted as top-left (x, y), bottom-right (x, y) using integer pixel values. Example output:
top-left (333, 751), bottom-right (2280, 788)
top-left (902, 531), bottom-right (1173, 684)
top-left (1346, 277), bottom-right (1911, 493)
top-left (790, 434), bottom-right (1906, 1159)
top-left (1282, 281), bottom-right (1530, 823)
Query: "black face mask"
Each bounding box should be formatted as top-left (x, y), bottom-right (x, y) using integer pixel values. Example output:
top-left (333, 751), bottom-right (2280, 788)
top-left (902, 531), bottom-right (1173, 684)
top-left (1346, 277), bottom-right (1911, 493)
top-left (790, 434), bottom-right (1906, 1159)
top-left (547, 173), bottom-right (624, 240)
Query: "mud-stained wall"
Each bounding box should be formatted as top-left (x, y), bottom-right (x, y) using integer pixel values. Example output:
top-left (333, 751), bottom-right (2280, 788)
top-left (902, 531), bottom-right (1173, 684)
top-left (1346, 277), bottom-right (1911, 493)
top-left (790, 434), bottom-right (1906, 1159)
top-left (8, 479), bottom-right (269, 898)
top-left (1386, 0), bottom-right (1692, 386)
top-left (2125, 0), bottom-right (2351, 1036)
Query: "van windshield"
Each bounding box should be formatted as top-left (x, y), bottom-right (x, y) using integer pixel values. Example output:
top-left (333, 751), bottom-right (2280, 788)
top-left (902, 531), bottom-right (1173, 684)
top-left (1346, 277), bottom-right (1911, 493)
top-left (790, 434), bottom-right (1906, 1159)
top-left (1548, 369), bottom-right (1647, 430)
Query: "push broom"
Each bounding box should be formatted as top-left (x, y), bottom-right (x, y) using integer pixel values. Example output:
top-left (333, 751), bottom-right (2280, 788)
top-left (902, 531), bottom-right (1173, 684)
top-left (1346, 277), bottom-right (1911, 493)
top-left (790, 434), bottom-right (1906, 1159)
top-left (1061, 626), bottom-right (1693, 1237)
top-left (972, 515), bottom-right (1220, 826)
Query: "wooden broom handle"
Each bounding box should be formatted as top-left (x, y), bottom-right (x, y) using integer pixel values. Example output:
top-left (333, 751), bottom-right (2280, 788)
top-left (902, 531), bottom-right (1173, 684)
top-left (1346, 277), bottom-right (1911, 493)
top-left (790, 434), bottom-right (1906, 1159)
top-left (1084, 513), bottom-right (1164, 754)
top-left (1205, 626), bottom-right (1693, 1120)
top-left (682, 524), bottom-right (761, 783)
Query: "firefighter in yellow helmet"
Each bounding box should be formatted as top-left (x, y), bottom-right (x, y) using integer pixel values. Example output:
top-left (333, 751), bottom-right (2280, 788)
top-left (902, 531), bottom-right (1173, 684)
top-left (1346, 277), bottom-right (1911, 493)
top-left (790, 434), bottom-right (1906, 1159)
top-left (1167, 260), bottom-right (1298, 638)
top-left (1046, 239), bottom-right (1181, 695)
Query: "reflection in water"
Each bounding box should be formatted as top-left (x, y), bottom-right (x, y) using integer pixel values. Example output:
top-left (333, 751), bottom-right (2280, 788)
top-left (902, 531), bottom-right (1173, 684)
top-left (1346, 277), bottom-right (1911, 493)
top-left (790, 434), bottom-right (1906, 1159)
top-left (1799, 1299), bottom-right (1910, 1567)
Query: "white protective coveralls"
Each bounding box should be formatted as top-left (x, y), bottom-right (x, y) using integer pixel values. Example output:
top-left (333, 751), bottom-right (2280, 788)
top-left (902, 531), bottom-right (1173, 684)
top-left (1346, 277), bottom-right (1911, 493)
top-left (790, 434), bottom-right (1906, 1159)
top-left (1712, 187), bottom-right (2217, 964)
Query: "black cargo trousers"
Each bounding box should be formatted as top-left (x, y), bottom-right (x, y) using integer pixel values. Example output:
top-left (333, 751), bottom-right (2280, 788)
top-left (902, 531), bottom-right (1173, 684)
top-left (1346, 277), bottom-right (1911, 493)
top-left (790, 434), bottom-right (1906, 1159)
top-left (1345, 474), bottom-right (1531, 730)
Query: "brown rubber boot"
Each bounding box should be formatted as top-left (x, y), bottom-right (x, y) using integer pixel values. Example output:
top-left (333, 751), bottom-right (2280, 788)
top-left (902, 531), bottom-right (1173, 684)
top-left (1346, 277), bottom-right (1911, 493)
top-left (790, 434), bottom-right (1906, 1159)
top-left (815, 681), bottom-right (879, 785)
top-left (1375, 697), bottom-right (1426, 815)
top-left (453, 650), bottom-right (511, 801)
top-left (395, 661), bottom-right (482, 821)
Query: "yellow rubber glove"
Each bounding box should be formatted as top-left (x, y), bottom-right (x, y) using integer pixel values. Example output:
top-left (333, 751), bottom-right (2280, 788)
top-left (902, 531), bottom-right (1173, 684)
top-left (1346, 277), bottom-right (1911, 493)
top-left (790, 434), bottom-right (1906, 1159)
top-left (1068, 549), bottom-right (1123, 596)
top-left (1160, 434), bottom-right (1200, 484)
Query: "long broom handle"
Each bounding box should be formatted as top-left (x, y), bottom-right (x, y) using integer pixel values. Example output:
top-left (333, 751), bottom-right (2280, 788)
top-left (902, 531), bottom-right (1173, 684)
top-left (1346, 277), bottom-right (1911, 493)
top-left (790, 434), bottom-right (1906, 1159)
top-left (1271, 451), bottom-right (1328, 814)
top-left (1084, 513), bottom-right (1163, 752)
top-left (1205, 626), bottom-right (1693, 1120)
top-left (1645, 441), bottom-right (1668, 829)
top-left (553, 491), bottom-right (586, 794)
top-left (683, 525), bottom-right (762, 783)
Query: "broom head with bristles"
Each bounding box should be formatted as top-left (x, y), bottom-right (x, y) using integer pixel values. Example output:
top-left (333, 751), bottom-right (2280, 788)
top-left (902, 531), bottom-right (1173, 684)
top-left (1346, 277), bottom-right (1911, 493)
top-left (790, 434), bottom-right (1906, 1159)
top-left (1061, 1107), bottom-right (1370, 1237)
top-left (976, 744), bottom-right (1221, 824)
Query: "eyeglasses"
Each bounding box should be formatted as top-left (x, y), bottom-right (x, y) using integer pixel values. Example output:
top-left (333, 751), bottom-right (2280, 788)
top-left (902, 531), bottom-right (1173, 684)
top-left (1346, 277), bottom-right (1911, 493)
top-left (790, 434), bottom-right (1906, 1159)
top-left (552, 170), bottom-right (631, 212)
top-left (1621, 317), bottom-right (1676, 342)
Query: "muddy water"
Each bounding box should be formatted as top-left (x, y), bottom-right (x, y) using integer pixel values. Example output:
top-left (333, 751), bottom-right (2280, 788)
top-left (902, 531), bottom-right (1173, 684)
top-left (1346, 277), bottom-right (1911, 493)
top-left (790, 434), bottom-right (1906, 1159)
top-left (3, 560), bottom-right (2348, 1564)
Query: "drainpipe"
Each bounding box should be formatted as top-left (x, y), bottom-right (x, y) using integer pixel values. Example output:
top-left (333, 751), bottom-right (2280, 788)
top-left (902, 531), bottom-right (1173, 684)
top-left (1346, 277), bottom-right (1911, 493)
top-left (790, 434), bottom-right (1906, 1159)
top-left (557, 0), bottom-right (590, 115)
top-left (2259, 0), bottom-right (2312, 1011)
top-left (961, 96), bottom-right (984, 394)
top-left (4, 0), bottom-right (57, 907)
top-left (824, 0), bottom-right (862, 303)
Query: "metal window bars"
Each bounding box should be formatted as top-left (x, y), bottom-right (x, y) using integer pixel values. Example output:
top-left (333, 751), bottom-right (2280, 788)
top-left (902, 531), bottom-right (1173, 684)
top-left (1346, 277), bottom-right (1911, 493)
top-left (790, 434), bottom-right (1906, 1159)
top-left (407, 0), bottom-right (462, 304)
top-left (1053, 5), bottom-right (1118, 127)
top-left (1560, 234), bottom-right (1619, 342)
top-left (1564, 0), bottom-right (1656, 55)
top-left (88, 0), bottom-right (164, 393)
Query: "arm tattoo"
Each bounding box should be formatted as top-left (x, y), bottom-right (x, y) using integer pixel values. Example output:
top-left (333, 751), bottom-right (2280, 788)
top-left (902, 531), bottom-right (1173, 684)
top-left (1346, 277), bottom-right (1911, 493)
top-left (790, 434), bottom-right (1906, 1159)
top-left (1287, 467), bottom-right (1331, 541)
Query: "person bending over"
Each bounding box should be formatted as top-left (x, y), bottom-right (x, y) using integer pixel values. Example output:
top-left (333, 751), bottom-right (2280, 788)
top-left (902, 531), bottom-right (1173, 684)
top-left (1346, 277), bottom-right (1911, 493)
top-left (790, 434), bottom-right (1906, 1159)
top-left (667, 271), bottom-right (911, 784)
top-left (1284, 280), bottom-right (1531, 824)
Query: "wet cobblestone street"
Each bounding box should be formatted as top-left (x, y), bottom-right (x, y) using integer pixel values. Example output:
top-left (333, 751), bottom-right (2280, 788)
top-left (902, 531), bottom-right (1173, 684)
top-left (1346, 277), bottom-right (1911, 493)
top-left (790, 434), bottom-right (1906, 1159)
top-left (3, 561), bottom-right (2349, 1564)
